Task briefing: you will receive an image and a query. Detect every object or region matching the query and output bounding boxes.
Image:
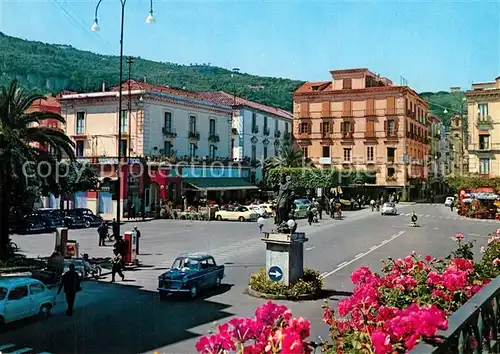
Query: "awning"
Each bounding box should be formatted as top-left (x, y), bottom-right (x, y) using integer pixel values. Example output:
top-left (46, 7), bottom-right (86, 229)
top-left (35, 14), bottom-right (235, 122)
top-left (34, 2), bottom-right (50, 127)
top-left (183, 178), bottom-right (259, 191)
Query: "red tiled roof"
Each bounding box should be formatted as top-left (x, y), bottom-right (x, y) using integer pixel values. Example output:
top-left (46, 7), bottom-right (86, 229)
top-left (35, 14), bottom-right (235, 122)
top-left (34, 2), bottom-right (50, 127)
top-left (31, 96), bottom-right (61, 109)
top-left (427, 115), bottom-right (441, 124)
top-left (110, 80), bottom-right (201, 100)
top-left (294, 81), bottom-right (331, 93)
top-left (196, 91), bottom-right (292, 120)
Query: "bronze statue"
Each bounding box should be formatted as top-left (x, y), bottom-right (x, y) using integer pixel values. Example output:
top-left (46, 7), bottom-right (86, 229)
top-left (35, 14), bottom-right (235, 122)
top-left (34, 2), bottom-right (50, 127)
top-left (274, 173), bottom-right (295, 233)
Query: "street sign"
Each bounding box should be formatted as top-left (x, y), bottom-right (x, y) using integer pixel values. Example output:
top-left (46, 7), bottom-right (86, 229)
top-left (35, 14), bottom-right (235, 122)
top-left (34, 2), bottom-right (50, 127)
top-left (268, 266), bottom-right (283, 282)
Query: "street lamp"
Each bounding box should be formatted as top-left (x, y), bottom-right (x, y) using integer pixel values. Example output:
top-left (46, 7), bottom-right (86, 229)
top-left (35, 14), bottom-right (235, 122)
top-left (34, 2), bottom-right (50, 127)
top-left (92, 0), bottom-right (155, 237)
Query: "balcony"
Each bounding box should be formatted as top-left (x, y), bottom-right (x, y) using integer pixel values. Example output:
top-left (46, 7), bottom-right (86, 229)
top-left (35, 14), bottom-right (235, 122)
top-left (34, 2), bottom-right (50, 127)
top-left (251, 125), bottom-right (259, 135)
top-left (274, 130), bottom-right (281, 139)
top-left (208, 134), bottom-right (220, 143)
top-left (295, 131), bottom-right (310, 140)
top-left (342, 132), bottom-right (354, 139)
top-left (476, 114), bottom-right (493, 130)
top-left (188, 131), bottom-right (200, 141)
top-left (263, 127), bottom-right (270, 136)
top-left (162, 127), bottom-right (177, 138)
top-left (385, 131), bottom-right (398, 140)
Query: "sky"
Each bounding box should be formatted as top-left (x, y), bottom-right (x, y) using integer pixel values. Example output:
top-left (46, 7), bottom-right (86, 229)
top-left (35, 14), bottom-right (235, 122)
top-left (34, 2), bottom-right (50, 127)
top-left (0, 0), bottom-right (499, 92)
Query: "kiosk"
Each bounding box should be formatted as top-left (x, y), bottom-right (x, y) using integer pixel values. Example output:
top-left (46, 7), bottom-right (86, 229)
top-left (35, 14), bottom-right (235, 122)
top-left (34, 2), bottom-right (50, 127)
top-left (123, 231), bottom-right (138, 267)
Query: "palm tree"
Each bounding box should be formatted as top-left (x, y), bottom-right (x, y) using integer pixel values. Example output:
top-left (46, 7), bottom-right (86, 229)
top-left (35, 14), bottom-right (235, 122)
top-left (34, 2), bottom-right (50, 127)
top-left (0, 80), bottom-right (75, 260)
top-left (264, 144), bottom-right (312, 170)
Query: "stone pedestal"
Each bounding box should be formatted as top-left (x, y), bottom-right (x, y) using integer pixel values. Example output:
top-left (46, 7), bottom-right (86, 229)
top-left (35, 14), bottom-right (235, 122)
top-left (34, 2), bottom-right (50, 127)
top-left (262, 232), bottom-right (308, 286)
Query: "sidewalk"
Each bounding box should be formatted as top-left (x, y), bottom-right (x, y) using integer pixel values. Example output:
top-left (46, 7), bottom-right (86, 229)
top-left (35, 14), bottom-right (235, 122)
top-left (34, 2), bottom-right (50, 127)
top-left (399, 194), bottom-right (448, 205)
top-left (102, 217), bottom-right (155, 223)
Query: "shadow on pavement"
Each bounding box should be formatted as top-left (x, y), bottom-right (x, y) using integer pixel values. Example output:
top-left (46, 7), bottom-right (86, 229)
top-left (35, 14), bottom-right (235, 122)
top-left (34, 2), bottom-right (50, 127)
top-left (0, 280), bottom-right (235, 354)
top-left (324, 289), bottom-right (354, 300)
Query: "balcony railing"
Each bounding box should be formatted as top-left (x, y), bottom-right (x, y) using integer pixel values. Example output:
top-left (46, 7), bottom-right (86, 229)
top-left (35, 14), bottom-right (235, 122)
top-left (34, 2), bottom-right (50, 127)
top-left (251, 125), bottom-right (259, 134)
top-left (162, 127), bottom-right (177, 138)
top-left (188, 131), bottom-right (200, 140)
top-left (208, 134), bottom-right (220, 143)
top-left (411, 276), bottom-right (500, 354)
top-left (476, 114), bottom-right (493, 127)
top-left (342, 132), bottom-right (354, 139)
top-left (263, 127), bottom-right (270, 136)
top-left (274, 130), bottom-right (281, 138)
top-left (386, 131), bottom-right (398, 139)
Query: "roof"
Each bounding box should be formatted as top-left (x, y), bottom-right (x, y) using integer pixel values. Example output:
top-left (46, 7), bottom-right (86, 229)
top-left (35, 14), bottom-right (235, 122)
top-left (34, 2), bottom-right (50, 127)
top-left (197, 91), bottom-right (292, 120)
top-left (30, 96), bottom-right (61, 109)
top-left (427, 115), bottom-right (442, 124)
top-left (0, 277), bottom-right (41, 286)
top-left (177, 252), bottom-right (213, 260)
top-left (294, 81), bottom-right (332, 93)
top-left (111, 80), bottom-right (200, 100)
top-left (183, 177), bottom-right (259, 191)
top-left (330, 68), bottom-right (371, 75)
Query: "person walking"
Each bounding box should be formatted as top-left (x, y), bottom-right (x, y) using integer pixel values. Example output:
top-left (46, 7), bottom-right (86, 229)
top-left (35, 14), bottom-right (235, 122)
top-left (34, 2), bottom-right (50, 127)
top-left (111, 248), bottom-right (125, 282)
top-left (112, 218), bottom-right (119, 240)
top-left (133, 226), bottom-right (141, 255)
top-left (97, 221), bottom-right (107, 247)
top-left (57, 263), bottom-right (80, 316)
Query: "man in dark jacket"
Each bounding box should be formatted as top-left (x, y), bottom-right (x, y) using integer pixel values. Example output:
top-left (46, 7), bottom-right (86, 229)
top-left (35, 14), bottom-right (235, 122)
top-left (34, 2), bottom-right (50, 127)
top-left (57, 263), bottom-right (80, 316)
top-left (97, 221), bottom-right (107, 246)
top-left (133, 226), bottom-right (141, 255)
top-left (111, 218), bottom-right (119, 239)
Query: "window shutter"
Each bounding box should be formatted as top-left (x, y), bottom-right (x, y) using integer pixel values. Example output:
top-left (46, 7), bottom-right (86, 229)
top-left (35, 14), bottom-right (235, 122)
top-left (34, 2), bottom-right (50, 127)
top-left (366, 98), bottom-right (374, 116)
top-left (320, 122), bottom-right (323, 134)
top-left (394, 118), bottom-right (399, 133)
top-left (343, 100), bottom-right (352, 117)
top-left (307, 123), bottom-right (312, 134)
top-left (384, 120), bottom-right (387, 132)
top-left (386, 97), bottom-right (396, 115)
top-left (340, 122), bottom-right (344, 133)
top-left (300, 102), bottom-right (309, 117)
top-left (322, 101), bottom-right (330, 117)
top-left (350, 121), bottom-right (354, 133)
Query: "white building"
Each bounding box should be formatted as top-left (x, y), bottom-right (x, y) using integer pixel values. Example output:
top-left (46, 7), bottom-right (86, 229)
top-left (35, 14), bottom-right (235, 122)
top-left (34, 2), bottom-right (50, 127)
top-left (197, 91), bottom-right (293, 183)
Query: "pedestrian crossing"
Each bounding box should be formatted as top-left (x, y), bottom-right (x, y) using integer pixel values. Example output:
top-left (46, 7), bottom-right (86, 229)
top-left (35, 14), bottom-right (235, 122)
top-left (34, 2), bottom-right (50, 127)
top-left (0, 343), bottom-right (50, 354)
top-left (397, 212), bottom-right (500, 223)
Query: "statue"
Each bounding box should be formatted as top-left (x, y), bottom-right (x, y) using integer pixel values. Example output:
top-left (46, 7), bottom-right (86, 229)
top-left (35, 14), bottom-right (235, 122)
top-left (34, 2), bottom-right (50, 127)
top-left (274, 174), bottom-right (295, 233)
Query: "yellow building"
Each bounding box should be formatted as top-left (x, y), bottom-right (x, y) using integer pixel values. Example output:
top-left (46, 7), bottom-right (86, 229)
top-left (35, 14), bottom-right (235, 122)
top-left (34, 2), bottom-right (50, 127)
top-left (466, 76), bottom-right (500, 177)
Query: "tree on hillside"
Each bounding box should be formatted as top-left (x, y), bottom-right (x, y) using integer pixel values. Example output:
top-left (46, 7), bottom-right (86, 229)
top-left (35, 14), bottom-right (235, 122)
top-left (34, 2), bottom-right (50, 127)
top-left (0, 80), bottom-right (75, 260)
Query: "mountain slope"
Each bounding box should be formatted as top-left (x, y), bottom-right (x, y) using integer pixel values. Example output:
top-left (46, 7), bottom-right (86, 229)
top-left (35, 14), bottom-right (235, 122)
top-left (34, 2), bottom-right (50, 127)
top-left (0, 32), bottom-right (464, 122)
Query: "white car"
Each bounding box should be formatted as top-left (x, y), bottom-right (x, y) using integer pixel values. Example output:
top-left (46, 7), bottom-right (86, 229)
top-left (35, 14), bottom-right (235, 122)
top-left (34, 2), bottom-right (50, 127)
top-left (444, 197), bottom-right (455, 207)
top-left (381, 202), bottom-right (397, 215)
top-left (0, 277), bottom-right (55, 329)
top-left (215, 206), bottom-right (258, 222)
top-left (248, 206), bottom-right (269, 218)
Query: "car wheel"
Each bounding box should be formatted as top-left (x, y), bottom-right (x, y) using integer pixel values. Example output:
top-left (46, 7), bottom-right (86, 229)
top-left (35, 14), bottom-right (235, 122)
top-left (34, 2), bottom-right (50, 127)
top-left (84, 220), bottom-right (91, 228)
top-left (159, 290), bottom-right (169, 301)
top-left (215, 276), bottom-right (222, 288)
top-left (39, 303), bottom-right (52, 318)
top-left (180, 215), bottom-right (186, 220)
top-left (238, 216), bottom-right (245, 222)
top-left (189, 284), bottom-right (198, 299)
top-left (216, 215), bottom-right (222, 221)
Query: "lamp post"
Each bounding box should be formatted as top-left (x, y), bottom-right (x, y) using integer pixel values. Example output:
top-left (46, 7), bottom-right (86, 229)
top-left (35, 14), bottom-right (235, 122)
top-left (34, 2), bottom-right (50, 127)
top-left (91, 0), bottom-right (154, 236)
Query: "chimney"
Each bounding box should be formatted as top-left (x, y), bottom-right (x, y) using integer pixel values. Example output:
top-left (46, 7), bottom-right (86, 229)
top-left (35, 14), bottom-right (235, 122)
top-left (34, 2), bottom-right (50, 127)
top-left (102, 81), bottom-right (108, 92)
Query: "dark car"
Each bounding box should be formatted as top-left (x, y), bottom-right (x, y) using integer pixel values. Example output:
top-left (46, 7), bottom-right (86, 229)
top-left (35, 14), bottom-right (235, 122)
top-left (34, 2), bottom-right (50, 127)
top-left (69, 208), bottom-right (103, 228)
top-left (32, 209), bottom-right (65, 231)
top-left (14, 215), bottom-right (49, 234)
top-left (61, 210), bottom-right (87, 228)
top-left (157, 253), bottom-right (225, 300)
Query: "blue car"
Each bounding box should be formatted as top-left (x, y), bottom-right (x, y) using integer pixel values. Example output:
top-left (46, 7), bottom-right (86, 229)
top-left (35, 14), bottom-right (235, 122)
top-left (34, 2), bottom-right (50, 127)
top-left (157, 253), bottom-right (225, 300)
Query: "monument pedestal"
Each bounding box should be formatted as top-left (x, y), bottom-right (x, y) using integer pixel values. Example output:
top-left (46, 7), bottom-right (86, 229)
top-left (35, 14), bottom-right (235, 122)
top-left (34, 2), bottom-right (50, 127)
top-left (262, 232), bottom-right (308, 286)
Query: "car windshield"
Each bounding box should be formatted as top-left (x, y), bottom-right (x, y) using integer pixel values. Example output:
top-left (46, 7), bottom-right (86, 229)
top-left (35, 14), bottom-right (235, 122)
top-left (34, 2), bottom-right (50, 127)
top-left (384, 203), bottom-right (395, 207)
top-left (0, 287), bottom-right (7, 300)
top-left (171, 257), bottom-right (200, 270)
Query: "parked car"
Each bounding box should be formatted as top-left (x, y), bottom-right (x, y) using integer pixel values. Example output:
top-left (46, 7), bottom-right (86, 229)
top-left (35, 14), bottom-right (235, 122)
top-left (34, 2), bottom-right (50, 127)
top-left (13, 215), bottom-right (47, 234)
top-left (444, 197), bottom-right (455, 207)
top-left (0, 277), bottom-right (56, 330)
top-left (293, 199), bottom-right (311, 218)
top-left (381, 202), bottom-right (398, 215)
top-left (157, 253), bottom-right (225, 299)
top-left (69, 208), bottom-right (103, 228)
top-left (32, 209), bottom-right (65, 230)
top-left (248, 205), bottom-right (269, 218)
top-left (215, 206), bottom-right (258, 221)
top-left (259, 203), bottom-right (275, 216)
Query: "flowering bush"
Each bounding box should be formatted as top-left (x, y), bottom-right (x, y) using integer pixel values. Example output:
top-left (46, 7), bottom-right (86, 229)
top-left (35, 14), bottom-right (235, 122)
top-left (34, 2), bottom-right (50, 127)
top-left (249, 268), bottom-right (323, 299)
top-left (196, 233), bottom-right (500, 353)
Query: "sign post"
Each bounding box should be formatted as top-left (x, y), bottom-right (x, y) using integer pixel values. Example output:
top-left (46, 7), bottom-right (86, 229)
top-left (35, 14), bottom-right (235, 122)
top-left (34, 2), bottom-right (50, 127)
top-left (268, 266), bottom-right (283, 282)
top-left (123, 231), bottom-right (138, 266)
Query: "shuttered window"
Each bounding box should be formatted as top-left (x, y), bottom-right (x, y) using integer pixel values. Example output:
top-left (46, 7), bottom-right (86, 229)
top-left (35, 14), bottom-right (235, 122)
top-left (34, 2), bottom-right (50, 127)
top-left (366, 98), bottom-right (374, 116)
top-left (343, 100), bottom-right (352, 117)
top-left (300, 102), bottom-right (309, 117)
top-left (386, 97), bottom-right (396, 115)
top-left (322, 101), bottom-right (330, 117)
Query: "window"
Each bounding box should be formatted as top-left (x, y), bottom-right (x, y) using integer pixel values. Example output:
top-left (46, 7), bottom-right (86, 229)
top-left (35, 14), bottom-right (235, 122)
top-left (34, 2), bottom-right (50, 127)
top-left (387, 147), bottom-right (395, 163)
top-left (285, 123), bottom-right (289, 133)
top-left (263, 146), bottom-right (268, 159)
top-left (76, 111), bottom-right (85, 134)
top-left (30, 283), bottom-right (45, 295)
top-left (387, 120), bottom-right (396, 136)
top-left (479, 135), bottom-right (490, 150)
top-left (478, 104), bottom-right (488, 119)
top-left (119, 139), bottom-right (127, 157)
top-left (302, 147), bottom-right (309, 157)
top-left (343, 148), bottom-right (351, 162)
top-left (209, 118), bottom-right (216, 135)
top-left (367, 146), bottom-right (374, 161)
top-left (120, 110), bottom-right (128, 133)
top-left (343, 78), bottom-right (352, 89)
top-left (322, 146), bottom-right (330, 158)
top-left (387, 167), bottom-right (396, 178)
top-left (322, 122), bottom-right (330, 135)
top-left (0, 287), bottom-right (7, 301)
top-left (163, 141), bottom-right (172, 156)
top-left (342, 121), bottom-right (351, 133)
top-left (252, 113), bottom-right (257, 132)
top-left (251, 144), bottom-right (257, 160)
top-left (480, 158), bottom-right (490, 174)
top-left (189, 143), bottom-right (196, 158)
top-left (8, 285), bottom-right (28, 301)
top-left (207, 258), bottom-right (216, 266)
top-left (274, 119), bottom-right (279, 132)
top-left (76, 141), bottom-right (84, 157)
top-left (164, 112), bottom-right (172, 131)
top-left (209, 145), bottom-right (216, 159)
top-left (299, 122), bottom-right (309, 133)
top-left (264, 116), bottom-right (268, 131)
top-left (189, 115), bottom-right (197, 132)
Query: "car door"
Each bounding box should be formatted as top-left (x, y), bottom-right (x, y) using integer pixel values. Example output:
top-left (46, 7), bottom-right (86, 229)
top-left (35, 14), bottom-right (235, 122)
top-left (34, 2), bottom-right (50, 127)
top-left (28, 282), bottom-right (46, 316)
top-left (205, 257), bottom-right (218, 287)
top-left (198, 259), bottom-right (211, 288)
top-left (5, 285), bottom-right (30, 322)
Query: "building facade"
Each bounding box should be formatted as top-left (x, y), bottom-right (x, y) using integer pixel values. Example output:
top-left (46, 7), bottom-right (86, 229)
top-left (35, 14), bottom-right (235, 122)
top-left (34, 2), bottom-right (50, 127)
top-left (449, 115), bottom-right (468, 175)
top-left (60, 80), bottom-right (237, 217)
top-left (293, 68), bottom-right (430, 200)
top-left (466, 76), bottom-right (500, 177)
top-left (427, 115), bottom-right (448, 194)
top-left (197, 91), bottom-right (293, 184)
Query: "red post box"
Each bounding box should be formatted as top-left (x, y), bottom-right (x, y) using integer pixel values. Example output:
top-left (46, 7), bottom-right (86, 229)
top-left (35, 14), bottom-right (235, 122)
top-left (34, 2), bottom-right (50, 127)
top-left (55, 227), bottom-right (68, 255)
top-left (123, 231), bottom-right (138, 266)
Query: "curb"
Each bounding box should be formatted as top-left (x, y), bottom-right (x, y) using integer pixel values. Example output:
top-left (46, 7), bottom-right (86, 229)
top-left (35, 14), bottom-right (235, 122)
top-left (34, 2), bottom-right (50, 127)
top-left (247, 286), bottom-right (318, 301)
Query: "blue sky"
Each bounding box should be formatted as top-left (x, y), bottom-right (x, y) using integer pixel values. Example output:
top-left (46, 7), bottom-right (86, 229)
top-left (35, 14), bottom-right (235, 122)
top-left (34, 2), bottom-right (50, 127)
top-left (1, 0), bottom-right (499, 92)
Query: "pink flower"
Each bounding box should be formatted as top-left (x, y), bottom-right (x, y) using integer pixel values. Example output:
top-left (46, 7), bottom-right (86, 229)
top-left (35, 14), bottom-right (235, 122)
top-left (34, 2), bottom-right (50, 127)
top-left (453, 233), bottom-right (464, 241)
top-left (424, 255), bottom-right (432, 262)
top-left (492, 258), bottom-right (500, 266)
top-left (371, 331), bottom-right (392, 354)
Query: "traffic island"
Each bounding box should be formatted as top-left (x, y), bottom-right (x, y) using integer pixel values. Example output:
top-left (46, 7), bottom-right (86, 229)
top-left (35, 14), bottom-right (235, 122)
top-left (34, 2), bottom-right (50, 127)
top-left (247, 268), bottom-right (323, 301)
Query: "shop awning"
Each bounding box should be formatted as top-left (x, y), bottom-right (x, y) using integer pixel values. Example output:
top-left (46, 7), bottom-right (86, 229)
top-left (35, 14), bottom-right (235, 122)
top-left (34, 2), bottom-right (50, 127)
top-left (183, 178), bottom-right (259, 191)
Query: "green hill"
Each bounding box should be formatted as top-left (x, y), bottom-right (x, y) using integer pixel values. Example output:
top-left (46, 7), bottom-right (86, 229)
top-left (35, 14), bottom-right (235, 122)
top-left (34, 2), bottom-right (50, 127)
top-left (0, 32), bottom-right (465, 122)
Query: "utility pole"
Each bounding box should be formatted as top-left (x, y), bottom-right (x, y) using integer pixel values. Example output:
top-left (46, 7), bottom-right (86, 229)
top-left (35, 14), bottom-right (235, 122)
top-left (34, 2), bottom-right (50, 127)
top-left (126, 56), bottom-right (134, 215)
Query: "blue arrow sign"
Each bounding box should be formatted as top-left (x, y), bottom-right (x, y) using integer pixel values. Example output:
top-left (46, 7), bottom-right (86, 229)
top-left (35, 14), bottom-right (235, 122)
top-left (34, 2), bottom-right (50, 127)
top-left (268, 266), bottom-right (283, 282)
